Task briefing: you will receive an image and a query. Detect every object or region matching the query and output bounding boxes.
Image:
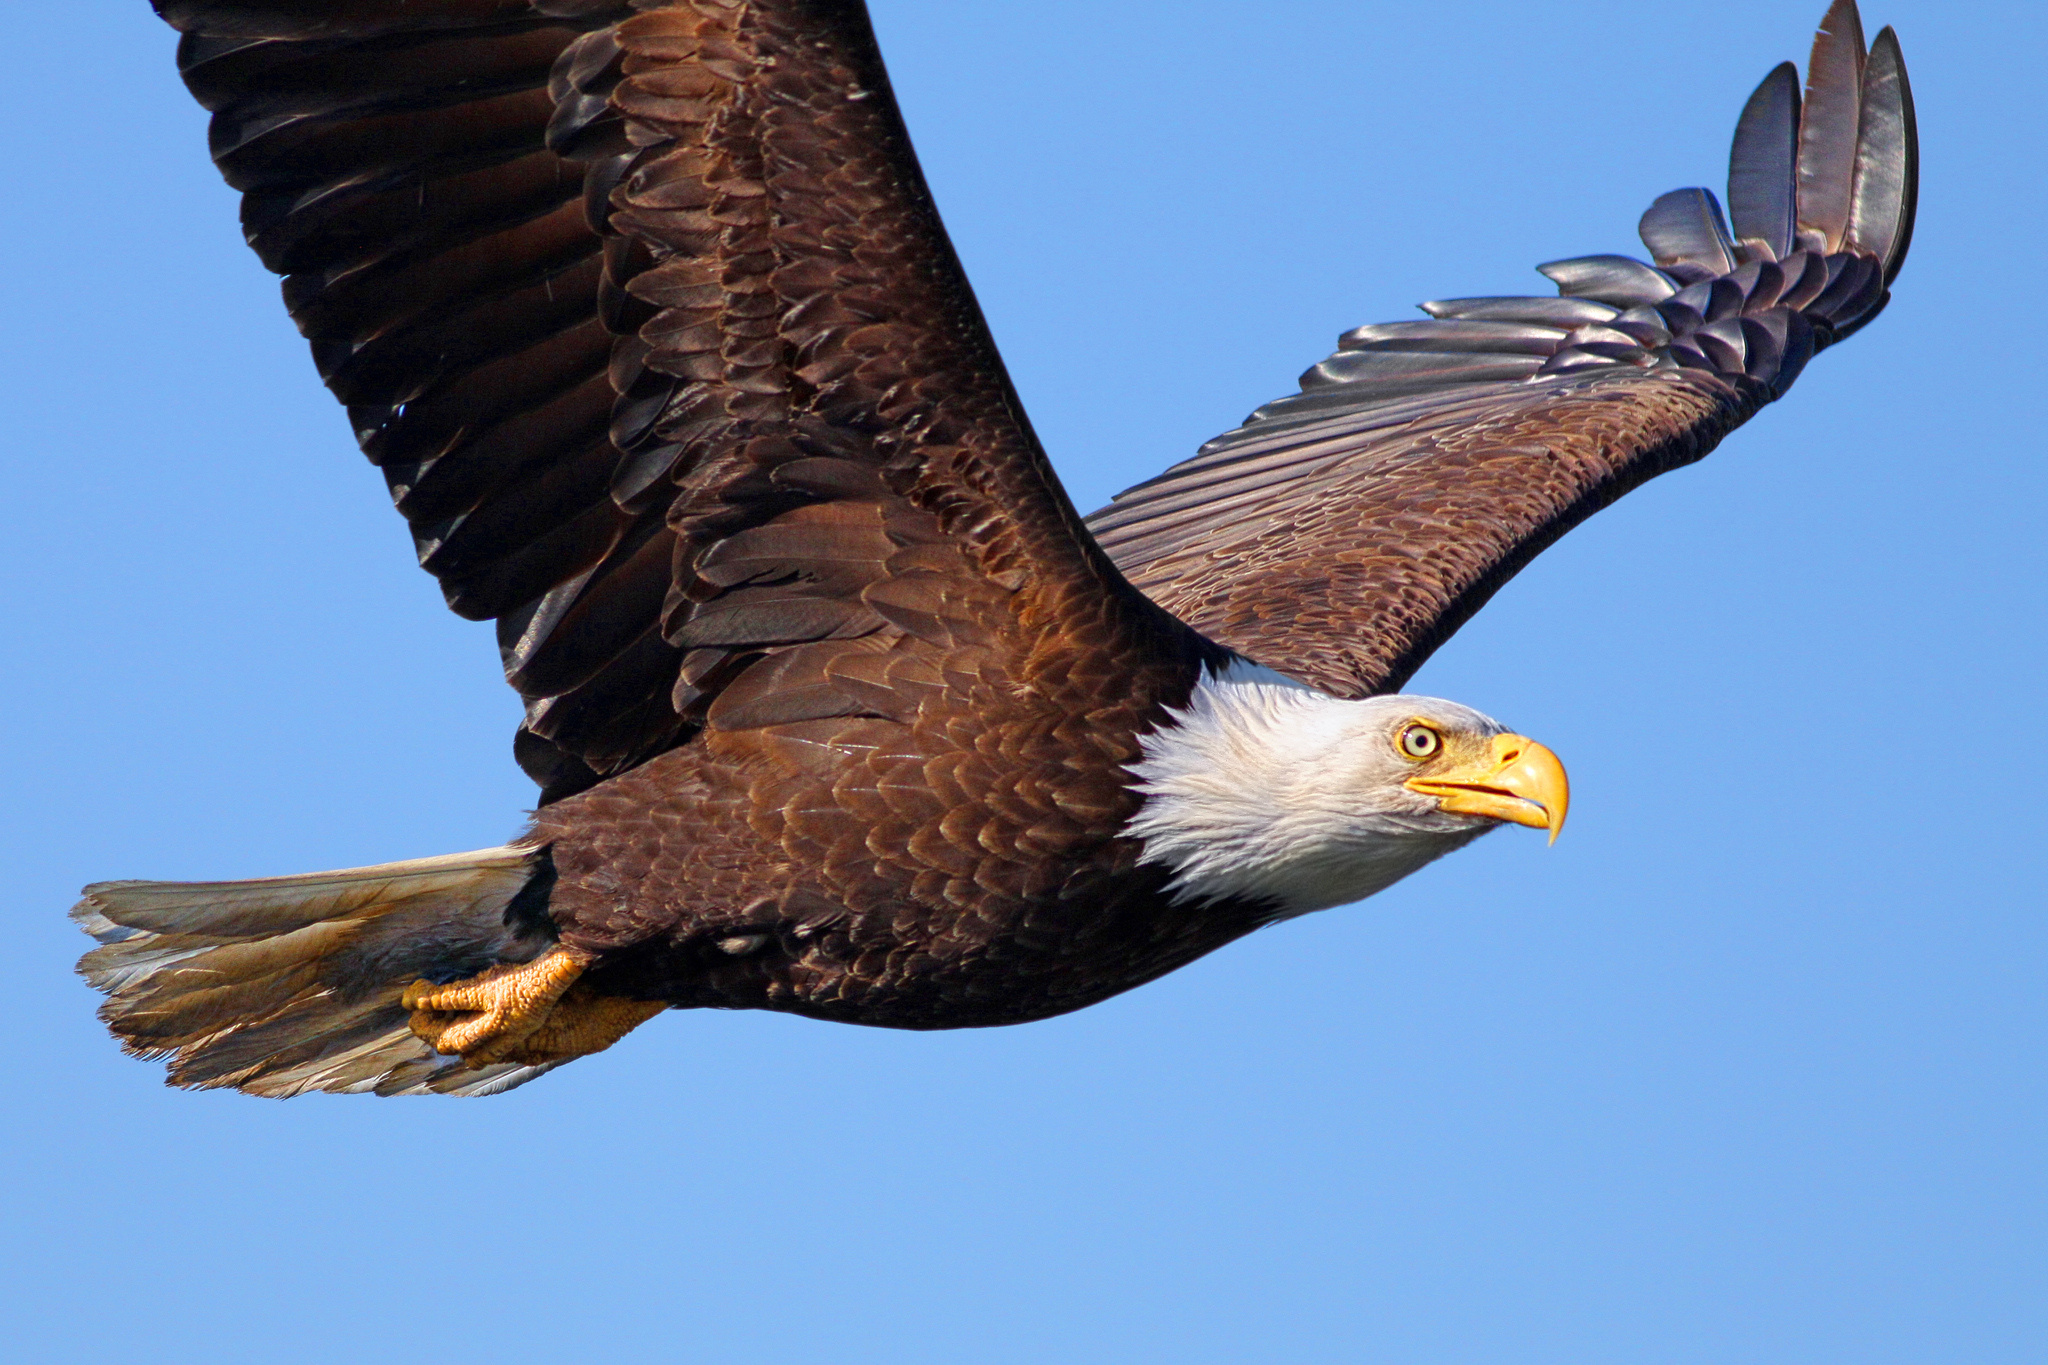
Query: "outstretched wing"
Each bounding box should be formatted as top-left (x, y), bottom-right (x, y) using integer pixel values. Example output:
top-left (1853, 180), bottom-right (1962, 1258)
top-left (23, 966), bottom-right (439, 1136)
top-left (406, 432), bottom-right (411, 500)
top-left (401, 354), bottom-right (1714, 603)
top-left (1087, 1), bottom-right (1915, 697)
top-left (156, 0), bottom-right (1199, 801)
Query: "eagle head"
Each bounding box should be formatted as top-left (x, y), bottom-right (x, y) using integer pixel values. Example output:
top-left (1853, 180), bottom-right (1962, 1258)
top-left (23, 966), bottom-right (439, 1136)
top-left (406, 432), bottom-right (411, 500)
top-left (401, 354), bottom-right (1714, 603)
top-left (1126, 675), bottom-right (1568, 920)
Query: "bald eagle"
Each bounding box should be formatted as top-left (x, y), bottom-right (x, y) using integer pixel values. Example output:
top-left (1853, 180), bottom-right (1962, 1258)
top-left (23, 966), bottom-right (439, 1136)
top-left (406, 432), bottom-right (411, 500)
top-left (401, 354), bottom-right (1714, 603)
top-left (75, 0), bottom-right (1915, 1096)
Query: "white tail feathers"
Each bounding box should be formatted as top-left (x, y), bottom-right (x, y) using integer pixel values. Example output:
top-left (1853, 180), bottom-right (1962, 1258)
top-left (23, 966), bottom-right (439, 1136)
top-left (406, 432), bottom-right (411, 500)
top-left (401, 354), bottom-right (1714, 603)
top-left (73, 845), bottom-right (563, 1097)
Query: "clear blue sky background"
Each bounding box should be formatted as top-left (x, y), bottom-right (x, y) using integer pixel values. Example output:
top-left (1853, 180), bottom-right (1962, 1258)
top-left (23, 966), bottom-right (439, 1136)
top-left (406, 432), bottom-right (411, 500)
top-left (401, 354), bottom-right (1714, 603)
top-left (4, 2), bottom-right (2039, 1361)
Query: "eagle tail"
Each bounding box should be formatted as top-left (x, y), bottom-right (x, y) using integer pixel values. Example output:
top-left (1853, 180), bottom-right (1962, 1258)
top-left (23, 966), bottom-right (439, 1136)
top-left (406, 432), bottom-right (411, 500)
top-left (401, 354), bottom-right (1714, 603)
top-left (72, 845), bottom-right (565, 1098)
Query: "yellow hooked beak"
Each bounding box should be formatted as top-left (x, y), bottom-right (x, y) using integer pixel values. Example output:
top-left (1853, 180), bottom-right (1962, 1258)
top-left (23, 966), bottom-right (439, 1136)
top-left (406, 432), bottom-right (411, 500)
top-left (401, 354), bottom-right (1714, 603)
top-left (1403, 733), bottom-right (1570, 844)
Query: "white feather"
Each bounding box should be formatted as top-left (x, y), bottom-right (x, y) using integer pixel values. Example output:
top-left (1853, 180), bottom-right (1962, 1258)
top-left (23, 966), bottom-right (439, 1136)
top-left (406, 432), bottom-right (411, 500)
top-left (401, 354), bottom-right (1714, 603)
top-left (1127, 677), bottom-right (1505, 919)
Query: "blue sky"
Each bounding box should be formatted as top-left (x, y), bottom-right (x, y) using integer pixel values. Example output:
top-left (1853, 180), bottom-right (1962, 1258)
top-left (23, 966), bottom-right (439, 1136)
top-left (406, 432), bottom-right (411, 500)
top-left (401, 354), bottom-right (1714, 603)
top-left (5, 2), bottom-right (2041, 1361)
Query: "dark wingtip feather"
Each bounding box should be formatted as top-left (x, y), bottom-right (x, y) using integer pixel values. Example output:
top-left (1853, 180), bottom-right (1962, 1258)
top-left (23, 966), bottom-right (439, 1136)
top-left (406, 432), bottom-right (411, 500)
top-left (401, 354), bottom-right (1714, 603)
top-left (1639, 188), bottom-right (1738, 277)
top-left (1728, 62), bottom-right (1800, 259)
top-left (1796, 0), bottom-right (1868, 252)
top-left (155, 1), bottom-right (539, 40)
top-left (1847, 27), bottom-right (1917, 285)
top-left (1537, 255), bottom-right (1677, 308)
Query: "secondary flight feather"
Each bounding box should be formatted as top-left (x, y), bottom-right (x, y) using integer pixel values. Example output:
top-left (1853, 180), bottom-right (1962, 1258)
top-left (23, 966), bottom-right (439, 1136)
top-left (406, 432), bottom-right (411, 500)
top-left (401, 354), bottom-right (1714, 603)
top-left (75, 0), bottom-right (1914, 1096)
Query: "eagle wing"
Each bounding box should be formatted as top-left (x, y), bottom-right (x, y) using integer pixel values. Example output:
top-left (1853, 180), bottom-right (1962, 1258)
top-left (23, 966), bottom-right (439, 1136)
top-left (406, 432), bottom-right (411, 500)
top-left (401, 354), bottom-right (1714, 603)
top-left (1087, 1), bottom-right (1915, 698)
top-left (158, 0), bottom-right (1201, 802)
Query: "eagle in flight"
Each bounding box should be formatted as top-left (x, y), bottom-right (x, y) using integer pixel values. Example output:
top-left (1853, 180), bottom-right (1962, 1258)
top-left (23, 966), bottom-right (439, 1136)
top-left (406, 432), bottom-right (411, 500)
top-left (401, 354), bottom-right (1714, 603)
top-left (76, 0), bottom-right (1915, 1095)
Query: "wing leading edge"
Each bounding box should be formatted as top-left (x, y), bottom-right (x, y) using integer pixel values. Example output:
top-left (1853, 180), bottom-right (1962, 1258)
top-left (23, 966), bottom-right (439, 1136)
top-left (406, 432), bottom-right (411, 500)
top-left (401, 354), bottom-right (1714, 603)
top-left (1087, 0), bottom-right (1915, 698)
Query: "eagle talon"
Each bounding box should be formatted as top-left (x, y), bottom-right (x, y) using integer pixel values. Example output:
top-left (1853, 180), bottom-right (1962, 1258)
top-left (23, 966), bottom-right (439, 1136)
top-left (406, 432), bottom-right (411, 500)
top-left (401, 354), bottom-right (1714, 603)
top-left (403, 951), bottom-right (664, 1068)
top-left (403, 950), bottom-right (589, 1067)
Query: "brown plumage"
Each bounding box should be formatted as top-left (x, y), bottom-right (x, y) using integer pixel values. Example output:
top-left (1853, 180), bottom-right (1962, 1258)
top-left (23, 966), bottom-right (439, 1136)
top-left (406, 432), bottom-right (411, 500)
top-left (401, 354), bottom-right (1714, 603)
top-left (75, 0), bottom-right (1915, 1095)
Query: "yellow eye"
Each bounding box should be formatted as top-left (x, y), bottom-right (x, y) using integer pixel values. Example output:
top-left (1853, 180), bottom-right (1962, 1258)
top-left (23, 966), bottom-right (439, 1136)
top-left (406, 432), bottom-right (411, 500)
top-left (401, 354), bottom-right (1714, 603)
top-left (1399, 723), bottom-right (1442, 760)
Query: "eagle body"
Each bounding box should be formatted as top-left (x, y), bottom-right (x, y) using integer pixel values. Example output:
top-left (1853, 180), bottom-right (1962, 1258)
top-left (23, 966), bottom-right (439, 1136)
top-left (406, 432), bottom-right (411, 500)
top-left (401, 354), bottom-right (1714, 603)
top-left (535, 668), bottom-right (1525, 1030)
top-left (530, 641), bottom-right (1258, 1032)
top-left (74, 0), bottom-right (1916, 1095)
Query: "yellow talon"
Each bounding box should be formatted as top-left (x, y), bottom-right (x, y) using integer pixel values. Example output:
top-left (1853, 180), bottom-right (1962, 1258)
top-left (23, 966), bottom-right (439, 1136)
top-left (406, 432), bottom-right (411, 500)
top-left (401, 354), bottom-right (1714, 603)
top-left (404, 950), bottom-right (587, 1066)
top-left (403, 949), bottom-right (663, 1068)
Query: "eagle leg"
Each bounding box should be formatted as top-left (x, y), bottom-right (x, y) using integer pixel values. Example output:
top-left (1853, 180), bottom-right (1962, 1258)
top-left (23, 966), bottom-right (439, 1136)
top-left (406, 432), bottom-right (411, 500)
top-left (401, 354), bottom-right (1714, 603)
top-left (493, 986), bottom-right (667, 1066)
top-left (403, 948), bottom-right (659, 1067)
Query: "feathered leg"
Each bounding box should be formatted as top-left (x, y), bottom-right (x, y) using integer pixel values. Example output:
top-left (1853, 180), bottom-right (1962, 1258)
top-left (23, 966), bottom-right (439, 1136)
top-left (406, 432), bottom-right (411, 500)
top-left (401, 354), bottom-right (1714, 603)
top-left (501, 986), bottom-right (668, 1066)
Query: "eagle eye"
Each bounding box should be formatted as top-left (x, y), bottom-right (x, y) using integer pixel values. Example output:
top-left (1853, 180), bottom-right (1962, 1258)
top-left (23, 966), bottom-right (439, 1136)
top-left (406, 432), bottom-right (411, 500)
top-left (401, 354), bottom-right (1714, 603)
top-left (1398, 723), bottom-right (1442, 760)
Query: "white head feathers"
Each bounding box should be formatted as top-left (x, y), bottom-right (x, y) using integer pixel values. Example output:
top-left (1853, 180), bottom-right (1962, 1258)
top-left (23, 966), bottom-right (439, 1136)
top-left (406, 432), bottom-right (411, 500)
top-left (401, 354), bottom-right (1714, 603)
top-left (1125, 667), bottom-right (1511, 920)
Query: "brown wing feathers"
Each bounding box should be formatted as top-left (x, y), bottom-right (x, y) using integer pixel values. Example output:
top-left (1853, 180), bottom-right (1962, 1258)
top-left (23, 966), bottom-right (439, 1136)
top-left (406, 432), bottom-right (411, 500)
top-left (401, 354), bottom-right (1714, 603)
top-left (1087, 0), bottom-right (1914, 698)
top-left (158, 0), bottom-right (1909, 790)
top-left (163, 4), bottom-right (634, 599)
top-left (158, 0), bottom-right (1200, 804)
top-left (515, 0), bottom-right (1199, 796)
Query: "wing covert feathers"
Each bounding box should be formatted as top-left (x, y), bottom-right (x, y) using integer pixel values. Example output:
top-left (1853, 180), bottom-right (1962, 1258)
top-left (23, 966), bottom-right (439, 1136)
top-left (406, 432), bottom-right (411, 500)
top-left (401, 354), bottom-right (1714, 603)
top-left (152, 3), bottom-right (1914, 757)
top-left (1087, 2), bottom-right (1915, 697)
top-left (155, 0), bottom-right (1193, 803)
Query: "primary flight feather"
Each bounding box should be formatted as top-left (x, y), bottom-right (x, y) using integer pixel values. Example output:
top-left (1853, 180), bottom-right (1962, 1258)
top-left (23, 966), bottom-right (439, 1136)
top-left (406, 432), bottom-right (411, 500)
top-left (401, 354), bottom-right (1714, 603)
top-left (76, 0), bottom-right (1913, 1096)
